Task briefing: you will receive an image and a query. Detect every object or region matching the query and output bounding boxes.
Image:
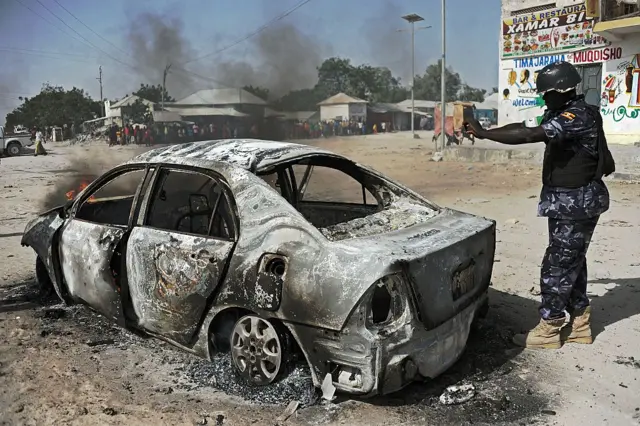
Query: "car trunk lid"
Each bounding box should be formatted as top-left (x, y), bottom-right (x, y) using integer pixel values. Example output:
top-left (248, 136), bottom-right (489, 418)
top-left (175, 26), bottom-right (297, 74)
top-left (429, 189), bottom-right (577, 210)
top-left (337, 208), bottom-right (496, 329)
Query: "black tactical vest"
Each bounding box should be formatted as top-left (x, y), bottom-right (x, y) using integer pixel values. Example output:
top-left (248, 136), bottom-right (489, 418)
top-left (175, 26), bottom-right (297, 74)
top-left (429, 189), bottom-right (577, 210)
top-left (542, 104), bottom-right (615, 188)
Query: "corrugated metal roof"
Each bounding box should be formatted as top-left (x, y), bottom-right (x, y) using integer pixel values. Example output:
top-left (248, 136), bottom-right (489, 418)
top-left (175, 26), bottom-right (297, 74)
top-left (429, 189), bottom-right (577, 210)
top-left (175, 88), bottom-right (268, 106)
top-left (164, 106), bottom-right (248, 117)
top-left (368, 103), bottom-right (407, 113)
top-left (111, 95), bottom-right (155, 109)
top-left (318, 92), bottom-right (367, 106)
top-left (153, 111), bottom-right (184, 122)
top-left (474, 93), bottom-right (498, 110)
top-left (396, 99), bottom-right (438, 109)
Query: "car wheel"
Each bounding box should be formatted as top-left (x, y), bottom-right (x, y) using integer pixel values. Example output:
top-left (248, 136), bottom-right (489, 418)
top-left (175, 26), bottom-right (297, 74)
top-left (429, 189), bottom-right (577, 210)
top-left (230, 315), bottom-right (290, 386)
top-left (7, 143), bottom-right (21, 157)
top-left (35, 256), bottom-right (55, 301)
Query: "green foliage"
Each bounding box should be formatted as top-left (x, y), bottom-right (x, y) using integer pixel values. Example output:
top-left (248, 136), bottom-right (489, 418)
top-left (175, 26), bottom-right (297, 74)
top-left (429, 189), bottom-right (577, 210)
top-left (132, 84), bottom-right (174, 103)
top-left (4, 83), bottom-right (101, 130)
top-left (458, 84), bottom-right (487, 102)
top-left (125, 98), bottom-right (153, 124)
top-left (414, 60), bottom-right (461, 102)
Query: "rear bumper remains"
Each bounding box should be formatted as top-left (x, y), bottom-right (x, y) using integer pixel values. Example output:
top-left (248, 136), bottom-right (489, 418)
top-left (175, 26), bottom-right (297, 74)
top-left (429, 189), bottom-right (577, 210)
top-left (287, 289), bottom-right (488, 397)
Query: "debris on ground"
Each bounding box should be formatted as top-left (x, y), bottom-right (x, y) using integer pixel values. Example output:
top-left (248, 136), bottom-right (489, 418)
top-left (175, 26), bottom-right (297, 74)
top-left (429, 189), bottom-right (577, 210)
top-left (439, 383), bottom-right (476, 405)
top-left (614, 356), bottom-right (640, 369)
top-left (321, 373), bottom-right (336, 401)
top-left (276, 400), bottom-right (299, 424)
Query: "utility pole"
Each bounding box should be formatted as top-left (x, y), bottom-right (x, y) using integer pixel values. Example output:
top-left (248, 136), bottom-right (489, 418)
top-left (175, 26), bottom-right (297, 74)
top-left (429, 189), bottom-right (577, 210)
top-left (162, 63), bottom-right (171, 110)
top-left (97, 66), bottom-right (104, 117)
top-left (440, 0), bottom-right (447, 152)
top-left (400, 14), bottom-right (430, 139)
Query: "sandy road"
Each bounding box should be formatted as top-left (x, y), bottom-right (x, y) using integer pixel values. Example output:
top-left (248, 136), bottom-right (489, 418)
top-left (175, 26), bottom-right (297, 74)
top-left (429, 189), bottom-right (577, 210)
top-left (0, 137), bottom-right (639, 425)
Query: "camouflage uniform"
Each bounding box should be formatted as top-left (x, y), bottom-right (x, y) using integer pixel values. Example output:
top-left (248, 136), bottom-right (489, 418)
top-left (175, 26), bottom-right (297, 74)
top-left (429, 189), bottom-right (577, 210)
top-left (528, 95), bottom-right (609, 320)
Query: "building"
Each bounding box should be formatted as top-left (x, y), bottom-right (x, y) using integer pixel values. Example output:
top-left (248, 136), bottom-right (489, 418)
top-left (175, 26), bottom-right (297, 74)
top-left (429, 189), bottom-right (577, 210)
top-left (168, 88), bottom-right (268, 119)
top-left (473, 92), bottom-right (499, 123)
top-left (318, 93), bottom-right (368, 122)
top-left (593, 0), bottom-right (640, 143)
top-left (499, 0), bottom-right (640, 144)
top-left (395, 99), bottom-right (438, 116)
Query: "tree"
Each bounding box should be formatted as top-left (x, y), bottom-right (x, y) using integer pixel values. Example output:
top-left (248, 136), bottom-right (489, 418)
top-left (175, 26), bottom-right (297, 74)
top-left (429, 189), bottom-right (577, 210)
top-left (243, 85), bottom-right (270, 101)
top-left (315, 57), bottom-right (354, 98)
top-left (458, 84), bottom-right (487, 102)
top-left (126, 98), bottom-right (153, 124)
top-left (273, 88), bottom-right (325, 111)
top-left (132, 84), bottom-right (174, 104)
top-left (491, 87), bottom-right (498, 94)
top-left (4, 83), bottom-right (101, 130)
top-left (413, 60), bottom-right (462, 101)
top-left (313, 57), bottom-right (409, 104)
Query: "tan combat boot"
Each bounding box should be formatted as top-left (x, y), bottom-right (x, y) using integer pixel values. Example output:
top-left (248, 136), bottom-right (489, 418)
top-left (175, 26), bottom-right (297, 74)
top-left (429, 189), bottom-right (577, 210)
top-left (561, 306), bottom-right (593, 344)
top-left (512, 318), bottom-right (565, 349)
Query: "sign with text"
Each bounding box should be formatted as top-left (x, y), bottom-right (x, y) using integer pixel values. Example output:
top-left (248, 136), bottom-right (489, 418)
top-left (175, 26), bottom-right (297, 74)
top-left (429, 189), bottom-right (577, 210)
top-left (572, 47), bottom-right (624, 64)
top-left (502, 2), bottom-right (608, 58)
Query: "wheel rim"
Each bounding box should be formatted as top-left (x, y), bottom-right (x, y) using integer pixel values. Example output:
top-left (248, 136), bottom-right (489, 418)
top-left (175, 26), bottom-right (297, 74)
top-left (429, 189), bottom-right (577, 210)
top-left (230, 315), bottom-right (282, 385)
top-left (9, 145), bottom-right (19, 155)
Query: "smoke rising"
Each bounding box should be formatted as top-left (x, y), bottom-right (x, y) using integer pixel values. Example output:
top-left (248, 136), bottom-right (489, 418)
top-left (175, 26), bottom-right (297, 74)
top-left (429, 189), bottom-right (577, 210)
top-left (212, 23), bottom-right (331, 99)
top-left (125, 12), bottom-right (330, 101)
top-left (362, 0), bottom-right (414, 84)
top-left (126, 12), bottom-right (198, 100)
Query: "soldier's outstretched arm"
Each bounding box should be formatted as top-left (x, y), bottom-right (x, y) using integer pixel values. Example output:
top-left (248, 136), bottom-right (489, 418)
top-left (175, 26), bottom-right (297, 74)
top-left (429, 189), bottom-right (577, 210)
top-left (463, 109), bottom-right (548, 145)
top-left (473, 122), bottom-right (548, 145)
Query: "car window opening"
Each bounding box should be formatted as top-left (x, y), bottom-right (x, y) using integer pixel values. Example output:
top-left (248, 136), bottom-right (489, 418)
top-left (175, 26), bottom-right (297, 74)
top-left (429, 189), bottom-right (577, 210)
top-left (146, 169), bottom-right (234, 240)
top-left (259, 157), bottom-right (439, 241)
top-left (75, 169), bottom-right (146, 226)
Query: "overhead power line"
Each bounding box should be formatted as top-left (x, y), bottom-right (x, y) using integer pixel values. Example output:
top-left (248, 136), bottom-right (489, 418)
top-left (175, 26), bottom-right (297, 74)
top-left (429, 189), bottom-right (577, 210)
top-left (51, 0), bottom-right (132, 58)
top-left (184, 0), bottom-right (314, 64)
top-left (12, 0), bottom-right (89, 47)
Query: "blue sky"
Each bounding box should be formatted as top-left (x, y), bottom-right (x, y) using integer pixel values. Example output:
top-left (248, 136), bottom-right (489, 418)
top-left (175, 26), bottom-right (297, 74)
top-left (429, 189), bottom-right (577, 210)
top-left (0, 0), bottom-right (501, 121)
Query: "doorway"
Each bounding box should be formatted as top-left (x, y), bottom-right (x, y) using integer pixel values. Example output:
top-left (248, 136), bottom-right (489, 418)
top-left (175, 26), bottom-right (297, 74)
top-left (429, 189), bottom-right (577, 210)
top-left (575, 64), bottom-right (602, 106)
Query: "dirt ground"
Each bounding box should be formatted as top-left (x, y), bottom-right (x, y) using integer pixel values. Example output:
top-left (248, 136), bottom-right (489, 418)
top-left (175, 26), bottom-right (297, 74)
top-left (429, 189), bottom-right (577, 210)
top-left (1, 136), bottom-right (639, 426)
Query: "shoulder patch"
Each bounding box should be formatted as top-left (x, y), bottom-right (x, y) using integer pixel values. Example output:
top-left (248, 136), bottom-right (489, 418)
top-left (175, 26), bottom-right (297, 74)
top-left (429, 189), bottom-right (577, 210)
top-left (560, 111), bottom-right (576, 121)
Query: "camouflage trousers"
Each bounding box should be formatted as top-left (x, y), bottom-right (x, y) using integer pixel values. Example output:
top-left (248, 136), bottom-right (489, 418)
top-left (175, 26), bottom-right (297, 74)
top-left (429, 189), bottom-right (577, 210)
top-left (539, 216), bottom-right (599, 320)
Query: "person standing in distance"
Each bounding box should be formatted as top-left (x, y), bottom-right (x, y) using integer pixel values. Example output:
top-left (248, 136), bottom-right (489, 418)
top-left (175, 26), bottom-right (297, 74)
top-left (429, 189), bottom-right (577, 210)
top-left (463, 61), bottom-right (615, 349)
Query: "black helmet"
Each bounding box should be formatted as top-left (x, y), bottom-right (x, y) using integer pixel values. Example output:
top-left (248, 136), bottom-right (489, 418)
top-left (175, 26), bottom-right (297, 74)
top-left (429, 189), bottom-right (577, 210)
top-left (535, 61), bottom-right (581, 95)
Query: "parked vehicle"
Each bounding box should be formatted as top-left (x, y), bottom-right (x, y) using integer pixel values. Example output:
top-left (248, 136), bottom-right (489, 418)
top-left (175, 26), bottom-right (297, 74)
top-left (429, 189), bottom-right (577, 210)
top-left (479, 117), bottom-right (492, 130)
top-left (22, 139), bottom-right (496, 396)
top-left (0, 125), bottom-right (34, 156)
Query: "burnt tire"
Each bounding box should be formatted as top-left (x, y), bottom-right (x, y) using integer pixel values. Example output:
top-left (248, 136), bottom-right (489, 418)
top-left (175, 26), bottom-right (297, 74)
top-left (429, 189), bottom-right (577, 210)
top-left (229, 315), bottom-right (292, 386)
top-left (35, 256), bottom-right (56, 302)
top-left (6, 143), bottom-right (21, 157)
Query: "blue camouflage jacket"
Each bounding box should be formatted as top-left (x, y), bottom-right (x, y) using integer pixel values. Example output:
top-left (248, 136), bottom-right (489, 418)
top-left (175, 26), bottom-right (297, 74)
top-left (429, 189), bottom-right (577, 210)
top-left (524, 95), bottom-right (610, 220)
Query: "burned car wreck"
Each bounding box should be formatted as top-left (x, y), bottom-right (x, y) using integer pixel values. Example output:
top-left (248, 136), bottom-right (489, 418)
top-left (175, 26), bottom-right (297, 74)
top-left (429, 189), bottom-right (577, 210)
top-left (22, 139), bottom-right (496, 396)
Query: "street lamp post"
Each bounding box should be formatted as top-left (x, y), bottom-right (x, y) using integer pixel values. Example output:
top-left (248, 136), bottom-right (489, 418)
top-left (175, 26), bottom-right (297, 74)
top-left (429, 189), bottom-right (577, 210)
top-left (401, 14), bottom-right (430, 139)
top-left (440, 0), bottom-right (447, 152)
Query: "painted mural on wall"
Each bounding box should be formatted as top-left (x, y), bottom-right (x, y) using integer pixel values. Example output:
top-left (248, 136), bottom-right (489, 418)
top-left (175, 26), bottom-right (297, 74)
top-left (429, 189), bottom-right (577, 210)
top-left (502, 2), bottom-right (608, 59)
top-left (600, 53), bottom-right (640, 122)
top-left (500, 53), bottom-right (571, 120)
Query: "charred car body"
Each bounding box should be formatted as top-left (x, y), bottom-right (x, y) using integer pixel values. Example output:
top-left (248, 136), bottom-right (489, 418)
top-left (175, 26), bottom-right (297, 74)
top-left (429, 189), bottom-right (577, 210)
top-left (22, 139), bottom-right (496, 396)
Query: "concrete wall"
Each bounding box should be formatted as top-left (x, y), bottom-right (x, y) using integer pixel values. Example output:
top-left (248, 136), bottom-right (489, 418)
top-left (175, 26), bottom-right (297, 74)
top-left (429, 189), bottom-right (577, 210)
top-left (320, 104), bottom-right (349, 121)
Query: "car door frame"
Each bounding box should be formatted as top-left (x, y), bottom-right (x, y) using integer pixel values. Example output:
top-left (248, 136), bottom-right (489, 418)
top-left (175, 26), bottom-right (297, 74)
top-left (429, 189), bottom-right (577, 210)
top-left (126, 164), bottom-right (240, 346)
top-left (60, 163), bottom-right (153, 325)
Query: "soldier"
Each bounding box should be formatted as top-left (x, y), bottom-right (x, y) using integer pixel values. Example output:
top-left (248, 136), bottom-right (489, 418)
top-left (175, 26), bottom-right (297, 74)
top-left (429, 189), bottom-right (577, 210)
top-left (463, 61), bottom-right (615, 349)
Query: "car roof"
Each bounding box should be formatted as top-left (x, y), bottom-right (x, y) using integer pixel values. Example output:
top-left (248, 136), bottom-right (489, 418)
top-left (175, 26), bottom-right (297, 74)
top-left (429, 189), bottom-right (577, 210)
top-left (127, 139), bottom-right (342, 172)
